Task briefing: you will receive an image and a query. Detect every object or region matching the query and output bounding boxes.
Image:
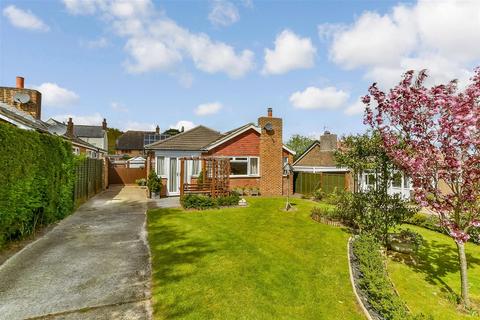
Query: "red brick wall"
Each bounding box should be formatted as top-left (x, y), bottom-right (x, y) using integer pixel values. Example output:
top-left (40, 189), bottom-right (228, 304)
top-left (258, 116), bottom-right (283, 196)
top-left (230, 177), bottom-right (260, 189)
top-left (206, 129), bottom-right (260, 156)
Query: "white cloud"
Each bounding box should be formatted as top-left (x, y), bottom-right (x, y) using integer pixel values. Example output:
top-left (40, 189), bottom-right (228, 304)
top-left (344, 98), bottom-right (365, 116)
top-left (81, 37), bottom-right (110, 49)
top-left (33, 83), bottom-right (79, 108)
top-left (110, 102), bottom-right (128, 112)
top-left (52, 112), bottom-right (103, 125)
top-left (195, 102), bottom-right (223, 116)
top-left (290, 86), bottom-right (349, 110)
top-left (123, 121), bottom-right (155, 131)
top-left (208, 0), bottom-right (239, 27)
top-left (326, 0), bottom-right (480, 87)
top-left (317, 23), bottom-right (345, 41)
top-left (62, 0), bottom-right (254, 78)
top-left (263, 29), bottom-right (316, 75)
top-left (2, 5), bottom-right (49, 31)
top-left (170, 120), bottom-right (195, 131)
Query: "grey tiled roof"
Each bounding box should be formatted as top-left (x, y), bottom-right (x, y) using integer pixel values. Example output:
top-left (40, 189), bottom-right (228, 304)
top-left (145, 125), bottom-right (222, 150)
top-left (116, 130), bottom-right (170, 150)
top-left (0, 102), bottom-right (49, 132)
top-left (74, 125), bottom-right (104, 138)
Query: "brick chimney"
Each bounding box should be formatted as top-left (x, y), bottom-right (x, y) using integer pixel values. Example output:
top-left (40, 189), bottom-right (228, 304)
top-left (319, 131), bottom-right (338, 151)
top-left (258, 107), bottom-right (283, 196)
top-left (102, 118), bottom-right (107, 130)
top-left (67, 118), bottom-right (74, 137)
top-left (155, 125), bottom-right (160, 134)
top-left (16, 76), bottom-right (24, 89)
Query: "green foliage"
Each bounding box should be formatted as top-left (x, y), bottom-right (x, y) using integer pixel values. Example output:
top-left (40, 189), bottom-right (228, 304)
top-left (323, 187), bottom-right (345, 205)
top-left (135, 178), bottom-right (147, 186)
top-left (196, 170), bottom-right (204, 185)
top-left (0, 123), bottom-right (75, 248)
top-left (312, 188), bottom-right (326, 201)
top-left (286, 134), bottom-right (315, 160)
top-left (147, 171), bottom-right (161, 194)
top-left (334, 131), bottom-right (394, 193)
top-left (336, 190), bottom-right (416, 244)
top-left (311, 206), bottom-right (341, 221)
top-left (397, 228), bottom-right (424, 251)
top-left (107, 127), bottom-right (123, 154)
top-left (353, 235), bottom-right (430, 320)
top-left (180, 193), bottom-right (240, 210)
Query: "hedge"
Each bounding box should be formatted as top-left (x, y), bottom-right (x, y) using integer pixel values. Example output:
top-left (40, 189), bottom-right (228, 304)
top-left (0, 123), bottom-right (75, 248)
top-left (180, 193), bottom-right (240, 210)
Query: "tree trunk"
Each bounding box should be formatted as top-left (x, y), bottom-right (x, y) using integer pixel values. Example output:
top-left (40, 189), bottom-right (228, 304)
top-left (456, 242), bottom-right (470, 308)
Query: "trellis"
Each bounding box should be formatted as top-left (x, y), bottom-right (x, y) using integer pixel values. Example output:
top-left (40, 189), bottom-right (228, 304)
top-left (179, 157), bottom-right (230, 197)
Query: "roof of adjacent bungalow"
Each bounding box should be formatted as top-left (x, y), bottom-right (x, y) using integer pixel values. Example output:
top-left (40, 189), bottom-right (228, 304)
top-left (74, 125), bottom-right (105, 138)
top-left (116, 130), bottom-right (169, 151)
top-left (0, 102), bottom-right (50, 132)
top-left (45, 118), bottom-right (105, 152)
top-left (145, 123), bottom-right (296, 154)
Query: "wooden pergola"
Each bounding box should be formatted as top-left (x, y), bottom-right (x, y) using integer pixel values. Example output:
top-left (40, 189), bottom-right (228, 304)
top-left (179, 157), bottom-right (231, 197)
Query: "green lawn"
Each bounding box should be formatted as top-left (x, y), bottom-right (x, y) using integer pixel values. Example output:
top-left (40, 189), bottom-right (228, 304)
top-left (387, 225), bottom-right (480, 319)
top-left (147, 197), bottom-right (363, 319)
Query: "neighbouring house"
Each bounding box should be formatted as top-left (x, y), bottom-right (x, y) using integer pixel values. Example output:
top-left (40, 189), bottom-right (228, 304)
top-left (293, 131), bottom-right (413, 199)
top-left (46, 118), bottom-right (106, 158)
top-left (292, 131), bottom-right (351, 194)
top-left (145, 108), bottom-right (296, 197)
top-left (115, 126), bottom-right (172, 157)
top-left (73, 119), bottom-right (109, 152)
top-left (0, 77), bottom-right (103, 158)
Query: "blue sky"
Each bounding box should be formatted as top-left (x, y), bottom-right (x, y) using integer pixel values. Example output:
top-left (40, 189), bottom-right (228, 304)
top-left (1, 0), bottom-right (479, 139)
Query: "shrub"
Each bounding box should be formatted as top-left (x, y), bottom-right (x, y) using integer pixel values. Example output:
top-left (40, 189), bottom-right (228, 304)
top-left (312, 188), bottom-right (325, 201)
top-left (311, 206), bottom-right (341, 221)
top-left (135, 178), bottom-right (147, 186)
top-left (147, 171), bottom-right (161, 194)
top-left (180, 193), bottom-right (240, 210)
top-left (336, 190), bottom-right (416, 244)
top-left (0, 123), bottom-right (75, 248)
top-left (324, 187), bottom-right (345, 205)
top-left (352, 235), bottom-right (430, 320)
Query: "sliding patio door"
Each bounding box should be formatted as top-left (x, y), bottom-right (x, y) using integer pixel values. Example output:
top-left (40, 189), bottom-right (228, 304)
top-left (168, 157), bottom-right (179, 195)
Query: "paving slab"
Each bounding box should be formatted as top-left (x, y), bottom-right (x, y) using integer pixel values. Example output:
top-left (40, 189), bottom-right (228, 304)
top-left (0, 186), bottom-right (152, 320)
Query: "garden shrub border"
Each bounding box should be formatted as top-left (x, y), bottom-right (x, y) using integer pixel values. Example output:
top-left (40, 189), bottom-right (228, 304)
top-left (180, 193), bottom-right (240, 210)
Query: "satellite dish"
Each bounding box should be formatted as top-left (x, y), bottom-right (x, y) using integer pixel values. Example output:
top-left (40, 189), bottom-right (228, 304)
top-left (264, 123), bottom-right (273, 132)
top-left (13, 93), bottom-right (30, 104)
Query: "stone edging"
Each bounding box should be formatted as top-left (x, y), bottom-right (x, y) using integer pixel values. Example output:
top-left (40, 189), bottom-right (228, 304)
top-left (347, 237), bottom-right (376, 320)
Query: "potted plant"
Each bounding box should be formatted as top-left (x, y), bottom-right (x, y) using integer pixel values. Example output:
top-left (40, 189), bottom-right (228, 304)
top-left (147, 171), bottom-right (162, 199)
top-left (250, 187), bottom-right (259, 196)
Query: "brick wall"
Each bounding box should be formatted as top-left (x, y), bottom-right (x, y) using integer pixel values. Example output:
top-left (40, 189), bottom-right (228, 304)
top-left (0, 87), bottom-right (42, 119)
top-left (258, 116), bottom-right (283, 196)
top-left (295, 144), bottom-right (336, 167)
top-left (207, 129), bottom-right (260, 156)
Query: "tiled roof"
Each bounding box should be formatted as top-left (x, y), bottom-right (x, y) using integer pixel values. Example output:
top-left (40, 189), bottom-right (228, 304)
top-left (0, 102), bottom-right (49, 132)
top-left (74, 125), bottom-right (104, 138)
top-left (116, 130), bottom-right (169, 150)
top-left (145, 125), bottom-right (222, 150)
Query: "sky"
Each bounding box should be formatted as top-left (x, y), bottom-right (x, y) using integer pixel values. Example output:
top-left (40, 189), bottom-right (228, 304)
top-left (1, 0), bottom-right (480, 139)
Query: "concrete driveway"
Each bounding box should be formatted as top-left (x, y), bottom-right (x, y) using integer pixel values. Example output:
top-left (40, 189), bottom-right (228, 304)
top-left (0, 186), bottom-right (152, 320)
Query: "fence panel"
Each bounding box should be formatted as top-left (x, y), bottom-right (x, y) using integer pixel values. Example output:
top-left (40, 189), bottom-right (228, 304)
top-left (74, 158), bottom-right (104, 205)
top-left (294, 172), bottom-right (346, 195)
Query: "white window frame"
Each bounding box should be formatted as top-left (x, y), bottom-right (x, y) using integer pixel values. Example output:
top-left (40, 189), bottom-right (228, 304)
top-left (156, 156), bottom-right (166, 177)
top-left (229, 156), bottom-right (260, 178)
top-left (191, 159), bottom-right (201, 177)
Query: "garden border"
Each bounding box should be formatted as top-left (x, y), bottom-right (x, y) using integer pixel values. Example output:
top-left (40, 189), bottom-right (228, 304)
top-left (347, 237), bottom-right (377, 320)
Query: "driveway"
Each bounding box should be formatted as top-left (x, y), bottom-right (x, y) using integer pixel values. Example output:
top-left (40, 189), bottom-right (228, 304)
top-left (0, 186), bottom-right (151, 320)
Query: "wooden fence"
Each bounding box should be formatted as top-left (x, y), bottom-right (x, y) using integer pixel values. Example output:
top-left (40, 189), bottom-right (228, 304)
top-left (294, 172), bottom-right (347, 195)
top-left (108, 159), bottom-right (146, 185)
top-left (74, 158), bottom-right (104, 204)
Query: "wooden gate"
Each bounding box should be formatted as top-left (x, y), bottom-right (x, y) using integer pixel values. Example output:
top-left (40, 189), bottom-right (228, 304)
top-left (294, 172), bottom-right (346, 194)
top-left (108, 159), bottom-right (147, 185)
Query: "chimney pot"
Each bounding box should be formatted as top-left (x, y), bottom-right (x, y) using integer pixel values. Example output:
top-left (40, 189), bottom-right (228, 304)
top-left (16, 76), bottom-right (24, 89)
top-left (267, 107), bottom-right (272, 117)
top-left (102, 118), bottom-right (107, 130)
top-left (155, 125), bottom-right (160, 134)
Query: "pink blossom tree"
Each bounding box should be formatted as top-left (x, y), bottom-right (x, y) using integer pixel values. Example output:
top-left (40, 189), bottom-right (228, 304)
top-left (363, 68), bottom-right (480, 308)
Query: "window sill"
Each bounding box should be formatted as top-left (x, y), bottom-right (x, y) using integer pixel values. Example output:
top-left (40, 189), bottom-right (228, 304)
top-left (230, 175), bottom-right (260, 178)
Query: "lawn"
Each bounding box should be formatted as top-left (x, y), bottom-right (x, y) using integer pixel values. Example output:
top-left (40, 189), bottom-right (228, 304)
top-left (147, 197), bottom-right (364, 319)
top-left (387, 225), bottom-right (480, 319)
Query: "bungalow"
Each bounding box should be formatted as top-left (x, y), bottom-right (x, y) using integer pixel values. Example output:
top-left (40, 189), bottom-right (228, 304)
top-left (293, 131), bottom-right (413, 199)
top-left (115, 126), bottom-right (173, 157)
top-left (145, 108), bottom-right (295, 196)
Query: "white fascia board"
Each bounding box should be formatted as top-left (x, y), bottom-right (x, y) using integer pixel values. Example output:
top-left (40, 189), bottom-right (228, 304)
top-left (292, 165), bottom-right (350, 173)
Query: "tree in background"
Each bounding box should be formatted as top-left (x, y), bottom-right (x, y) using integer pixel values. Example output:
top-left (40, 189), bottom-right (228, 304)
top-left (286, 134), bottom-right (315, 160)
top-left (364, 68), bottom-right (480, 308)
top-left (334, 131), bottom-right (392, 193)
top-left (107, 128), bottom-right (123, 154)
